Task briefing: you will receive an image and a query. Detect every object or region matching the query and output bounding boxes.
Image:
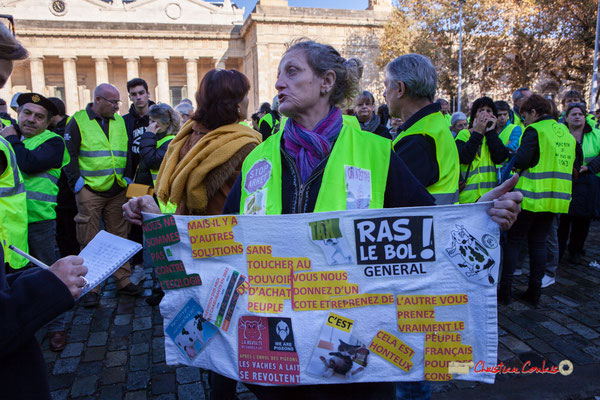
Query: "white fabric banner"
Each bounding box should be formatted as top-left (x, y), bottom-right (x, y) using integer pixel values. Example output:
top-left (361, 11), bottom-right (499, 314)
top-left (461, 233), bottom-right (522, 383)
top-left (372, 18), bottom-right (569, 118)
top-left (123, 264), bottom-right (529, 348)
top-left (143, 202), bottom-right (500, 385)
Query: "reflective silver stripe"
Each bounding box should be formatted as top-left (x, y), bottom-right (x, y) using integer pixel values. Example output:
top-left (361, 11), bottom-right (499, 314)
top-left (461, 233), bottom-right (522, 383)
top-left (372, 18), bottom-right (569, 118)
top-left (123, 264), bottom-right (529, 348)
top-left (517, 189), bottom-right (571, 201)
top-left (432, 190), bottom-right (460, 205)
top-left (0, 136), bottom-right (22, 190)
top-left (463, 181), bottom-right (497, 191)
top-left (80, 168), bottom-right (125, 177)
top-left (26, 190), bottom-right (56, 203)
top-left (521, 171), bottom-right (572, 181)
top-left (0, 182), bottom-right (25, 197)
top-left (472, 165), bottom-right (496, 174)
top-left (80, 150), bottom-right (127, 157)
top-left (151, 173), bottom-right (158, 181)
top-left (32, 171), bottom-right (59, 184)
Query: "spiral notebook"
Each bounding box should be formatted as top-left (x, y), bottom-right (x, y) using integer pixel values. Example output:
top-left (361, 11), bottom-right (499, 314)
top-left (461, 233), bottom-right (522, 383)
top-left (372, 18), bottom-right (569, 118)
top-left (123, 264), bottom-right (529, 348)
top-left (79, 230), bottom-right (143, 295)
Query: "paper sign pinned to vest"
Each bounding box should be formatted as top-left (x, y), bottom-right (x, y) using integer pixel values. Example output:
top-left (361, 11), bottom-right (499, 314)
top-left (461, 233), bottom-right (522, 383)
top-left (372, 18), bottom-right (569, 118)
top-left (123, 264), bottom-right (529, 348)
top-left (146, 202), bottom-right (500, 385)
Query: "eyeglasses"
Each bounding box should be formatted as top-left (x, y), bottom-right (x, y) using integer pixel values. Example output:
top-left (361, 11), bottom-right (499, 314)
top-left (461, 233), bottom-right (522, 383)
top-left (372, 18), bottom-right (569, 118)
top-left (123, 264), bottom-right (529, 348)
top-left (0, 15), bottom-right (15, 36)
top-left (99, 96), bottom-right (122, 107)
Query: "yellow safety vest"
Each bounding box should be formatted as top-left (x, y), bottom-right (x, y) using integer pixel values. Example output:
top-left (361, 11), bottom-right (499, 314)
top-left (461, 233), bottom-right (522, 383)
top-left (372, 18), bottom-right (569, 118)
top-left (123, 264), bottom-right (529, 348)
top-left (22, 130), bottom-right (70, 223)
top-left (150, 134), bottom-right (177, 214)
top-left (393, 111), bottom-right (460, 205)
top-left (515, 119), bottom-right (576, 213)
top-left (455, 129), bottom-right (498, 203)
top-left (240, 121), bottom-right (390, 215)
top-left (498, 123), bottom-right (520, 147)
top-left (0, 137), bottom-right (28, 268)
top-left (582, 127), bottom-right (600, 178)
top-left (73, 110), bottom-right (128, 192)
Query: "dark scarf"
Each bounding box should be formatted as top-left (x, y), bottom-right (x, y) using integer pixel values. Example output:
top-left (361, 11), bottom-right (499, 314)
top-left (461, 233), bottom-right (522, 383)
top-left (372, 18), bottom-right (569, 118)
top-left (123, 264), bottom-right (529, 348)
top-left (359, 113), bottom-right (381, 133)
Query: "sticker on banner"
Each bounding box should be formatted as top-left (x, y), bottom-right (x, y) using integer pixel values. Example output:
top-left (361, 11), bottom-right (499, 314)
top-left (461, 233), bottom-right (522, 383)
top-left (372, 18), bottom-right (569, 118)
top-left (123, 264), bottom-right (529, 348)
top-left (307, 312), bottom-right (369, 380)
top-left (308, 218), bottom-right (354, 265)
top-left (203, 267), bottom-right (246, 331)
top-left (445, 224), bottom-right (499, 286)
top-left (354, 216), bottom-right (435, 278)
top-left (238, 316), bottom-right (301, 385)
top-left (165, 298), bottom-right (218, 362)
top-left (345, 166), bottom-right (371, 210)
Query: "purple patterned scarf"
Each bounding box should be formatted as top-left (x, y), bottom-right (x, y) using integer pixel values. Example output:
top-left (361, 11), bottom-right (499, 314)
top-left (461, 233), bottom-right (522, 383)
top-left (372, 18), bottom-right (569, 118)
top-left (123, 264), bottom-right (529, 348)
top-left (283, 107), bottom-right (343, 182)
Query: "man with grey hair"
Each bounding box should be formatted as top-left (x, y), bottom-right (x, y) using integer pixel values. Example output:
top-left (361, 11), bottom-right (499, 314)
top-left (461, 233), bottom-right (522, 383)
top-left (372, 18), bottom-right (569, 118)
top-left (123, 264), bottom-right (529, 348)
top-left (510, 87), bottom-right (531, 130)
top-left (450, 111), bottom-right (468, 138)
top-left (175, 101), bottom-right (193, 124)
top-left (384, 53), bottom-right (460, 205)
top-left (64, 83), bottom-right (141, 307)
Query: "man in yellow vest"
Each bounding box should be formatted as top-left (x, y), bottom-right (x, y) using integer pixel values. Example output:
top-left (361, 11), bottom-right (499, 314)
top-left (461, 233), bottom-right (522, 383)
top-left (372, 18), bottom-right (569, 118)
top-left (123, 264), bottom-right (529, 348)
top-left (385, 54), bottom-right (460, 205)
top-left (1, 92), bottom-right (72, 350)
top-left (64, 83), bottom-right (140, 307)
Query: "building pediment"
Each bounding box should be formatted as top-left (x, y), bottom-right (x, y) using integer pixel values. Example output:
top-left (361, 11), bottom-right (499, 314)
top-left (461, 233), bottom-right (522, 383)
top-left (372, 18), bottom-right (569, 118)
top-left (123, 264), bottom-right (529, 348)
top-left (1, 0), bottom-right (244, 26)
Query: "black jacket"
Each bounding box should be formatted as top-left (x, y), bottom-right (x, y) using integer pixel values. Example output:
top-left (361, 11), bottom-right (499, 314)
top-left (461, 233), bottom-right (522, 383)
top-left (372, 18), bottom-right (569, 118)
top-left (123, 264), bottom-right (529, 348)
top-left (393, 103), bottom-right (444, 189)
top-left (138, 131), bottom-right (174, 186)
top-left (569, 125), bottom-right (600, 217)
top-left (223, 145), bottom-right (434, 214)
top-left (0, 256), bottom-right (73, 399)
top-left (455, 129), bottom-right (509, 166)
top-left (50, 116), bottom-right (77, 210)
top-left (123, 100), bottom-right (156, 174)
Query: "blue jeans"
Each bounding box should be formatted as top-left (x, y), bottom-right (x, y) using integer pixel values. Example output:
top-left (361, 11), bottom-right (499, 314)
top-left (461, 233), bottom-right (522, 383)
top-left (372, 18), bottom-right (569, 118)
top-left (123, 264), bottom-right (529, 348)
top-left (396, 381), bottom-right (431, 400)
top-left (28, 220), bottom-right (65, 332)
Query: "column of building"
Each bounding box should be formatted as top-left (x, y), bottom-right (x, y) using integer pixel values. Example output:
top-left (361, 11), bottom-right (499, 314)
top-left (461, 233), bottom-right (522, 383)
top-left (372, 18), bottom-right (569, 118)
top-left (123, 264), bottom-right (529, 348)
top-left (155, 57), bottom-right (170, 104)
top-left (20, 55), bottom-right (208, 112)
top-left (185, 57), bottom-right (198, 104)
top-left (60, 56), bottom-right (79, 114)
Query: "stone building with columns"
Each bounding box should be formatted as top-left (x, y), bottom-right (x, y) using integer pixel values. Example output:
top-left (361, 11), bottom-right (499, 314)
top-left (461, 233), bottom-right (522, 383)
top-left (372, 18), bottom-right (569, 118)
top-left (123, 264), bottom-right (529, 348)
top-left (0, 0), bottom-right (392, 115)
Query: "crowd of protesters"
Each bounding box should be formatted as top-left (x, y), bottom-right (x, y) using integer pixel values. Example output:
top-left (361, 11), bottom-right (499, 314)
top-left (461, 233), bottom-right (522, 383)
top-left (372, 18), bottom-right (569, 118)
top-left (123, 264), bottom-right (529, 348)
top-left (0, 14), bottom-right (594, 400)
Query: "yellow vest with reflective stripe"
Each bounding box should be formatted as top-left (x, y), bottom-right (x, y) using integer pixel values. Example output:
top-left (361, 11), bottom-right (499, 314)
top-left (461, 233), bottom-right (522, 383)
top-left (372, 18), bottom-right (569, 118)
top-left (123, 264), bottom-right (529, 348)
top-left (455, 129), bottom-right (497, 204)
top-left (150, 135), bottom-right (175, 186)
top-left (392, 111), bottom-right (460, 205)
top-left (582, 127), bottom-right (600, 178)
top-left (73, 110), bottom-right (128, 192)
top-left (0, 137), bottom-right (28, 268)
top-left (515, 119), bottom-right (576, 213)
top-left (240, 122), bottom-right (390, 215)
top-left (498, 123), bottom-right (520, 147)
top-left (150, 134), bottom-right (177, 214)
top-left (22, 130), bottom-right (70, 223)
top-left (512, 111), bottom-right (525, 131)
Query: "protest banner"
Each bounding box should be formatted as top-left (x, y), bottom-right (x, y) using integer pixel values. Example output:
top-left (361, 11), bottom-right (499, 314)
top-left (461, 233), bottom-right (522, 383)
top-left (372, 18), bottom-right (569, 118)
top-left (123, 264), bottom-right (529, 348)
top-left (143, 202), bottom-right (500, 385)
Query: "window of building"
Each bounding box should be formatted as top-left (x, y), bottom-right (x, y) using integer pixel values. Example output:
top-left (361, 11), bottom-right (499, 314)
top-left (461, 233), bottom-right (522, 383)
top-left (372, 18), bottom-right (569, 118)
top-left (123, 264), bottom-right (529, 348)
top-left (54, 87), bottom-right (65, 102)
top-left (170, 86), bottom-right (185, 106)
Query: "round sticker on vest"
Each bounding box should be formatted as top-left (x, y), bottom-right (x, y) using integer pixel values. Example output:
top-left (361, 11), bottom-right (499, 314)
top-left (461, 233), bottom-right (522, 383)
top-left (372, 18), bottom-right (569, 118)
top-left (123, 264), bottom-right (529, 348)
top-left (244, 159), bottom-right (272, 194)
